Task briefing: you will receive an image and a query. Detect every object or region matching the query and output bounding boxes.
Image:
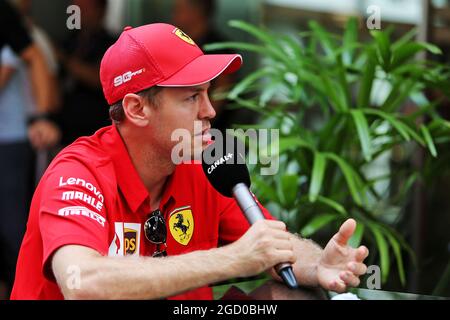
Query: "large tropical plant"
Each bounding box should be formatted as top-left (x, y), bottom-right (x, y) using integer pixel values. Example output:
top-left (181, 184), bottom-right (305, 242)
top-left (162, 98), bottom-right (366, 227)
top-left (205, 18), bottom-right (450, 287)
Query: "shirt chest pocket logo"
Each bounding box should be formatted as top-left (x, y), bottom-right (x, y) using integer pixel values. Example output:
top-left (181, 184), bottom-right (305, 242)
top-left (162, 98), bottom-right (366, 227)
top-left (124, 228), bottom-right (138, 254)
top-left (169, 207), bottom-right (194, 246)
top-left (108, 222), bottom-right (141, 257)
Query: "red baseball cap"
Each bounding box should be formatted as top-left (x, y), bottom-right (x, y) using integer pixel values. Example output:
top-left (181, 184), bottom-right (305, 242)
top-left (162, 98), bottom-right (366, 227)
top-left (100, 23), bottom-right (243, 105)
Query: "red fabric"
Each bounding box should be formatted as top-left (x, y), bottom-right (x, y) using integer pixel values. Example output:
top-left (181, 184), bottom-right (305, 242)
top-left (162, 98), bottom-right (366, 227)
top-left (11, 125), bottom-right (274, 300)
top-left (100, 23), bottom-right (242, 105)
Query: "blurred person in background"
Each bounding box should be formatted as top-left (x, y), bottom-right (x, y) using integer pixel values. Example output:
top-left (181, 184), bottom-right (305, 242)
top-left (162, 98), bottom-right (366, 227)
top-left (0, 0), bottom-right (60, 298)
top-left (172, 0), bottom-right (241, 132)
top-left (9, 0), bottom-right (61, 182)
top-left (55, 0), bottom-right (115, 145)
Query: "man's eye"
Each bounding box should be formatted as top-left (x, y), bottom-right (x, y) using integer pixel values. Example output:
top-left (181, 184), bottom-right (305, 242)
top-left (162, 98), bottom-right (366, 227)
top-left (187, 93), bottom-right (199, 102)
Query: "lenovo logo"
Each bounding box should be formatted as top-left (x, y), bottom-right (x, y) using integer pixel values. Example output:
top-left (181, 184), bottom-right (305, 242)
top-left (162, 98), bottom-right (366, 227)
top-left (114, 68), bottom-right (145, 87)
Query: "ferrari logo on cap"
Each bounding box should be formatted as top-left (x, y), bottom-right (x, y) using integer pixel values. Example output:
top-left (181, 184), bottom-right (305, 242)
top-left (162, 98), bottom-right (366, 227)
top-left (173, 28), bottom-right (196, 46)
top-left (169, 206), bottom-right (194, 245)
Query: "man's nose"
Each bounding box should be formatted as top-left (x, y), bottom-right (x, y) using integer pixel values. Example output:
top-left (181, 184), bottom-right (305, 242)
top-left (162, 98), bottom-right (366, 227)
top-left (199, 95), bottom-right (216, 120)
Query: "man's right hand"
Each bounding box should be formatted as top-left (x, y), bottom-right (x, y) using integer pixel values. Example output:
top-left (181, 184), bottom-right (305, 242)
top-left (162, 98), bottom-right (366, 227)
top-left (228, 220), bottom-right (296, 278)
top-left (28, 119), bottom-right (61, 150)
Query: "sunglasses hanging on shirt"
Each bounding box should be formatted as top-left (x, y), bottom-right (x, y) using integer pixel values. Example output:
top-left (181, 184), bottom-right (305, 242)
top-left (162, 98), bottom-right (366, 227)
top-left (144, 209), bottom-right (167, 257)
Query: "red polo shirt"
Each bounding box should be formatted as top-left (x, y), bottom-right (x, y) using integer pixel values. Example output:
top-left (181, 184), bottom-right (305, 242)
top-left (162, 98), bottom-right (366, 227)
top-left (11, 125), bottom-right (274, 300)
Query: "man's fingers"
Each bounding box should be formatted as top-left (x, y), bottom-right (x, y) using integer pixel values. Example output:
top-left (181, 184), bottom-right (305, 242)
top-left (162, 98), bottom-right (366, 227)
top-left (355, 246), bottom-right (369, 262)
top-left (270, 228), bottom-right (291, 240)
top-left (332, 219), bottom-right (356, 246)
top-left (264, 220), bottom-right (287, 231)
top-left (329, 279), bottom-right (346, 293)
top-left (348, 262), bottom-right (367, 276)
top-left (340, 271), bottom-right (360, 288)
top-left (273, 249), bottom-right (296, 265)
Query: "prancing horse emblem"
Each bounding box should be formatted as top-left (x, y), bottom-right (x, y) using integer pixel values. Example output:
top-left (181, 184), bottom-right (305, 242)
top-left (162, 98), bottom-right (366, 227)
top-left (173, 28), bottom-right (196, 45)
top-left (169, 207), bottom-right (194, 245)
top-left (173, 214), bottom-right (190, 239)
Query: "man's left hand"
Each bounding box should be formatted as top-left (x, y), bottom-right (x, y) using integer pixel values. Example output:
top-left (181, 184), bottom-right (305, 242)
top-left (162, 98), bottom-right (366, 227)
top-left (317, 219), bottom-right (369, 293)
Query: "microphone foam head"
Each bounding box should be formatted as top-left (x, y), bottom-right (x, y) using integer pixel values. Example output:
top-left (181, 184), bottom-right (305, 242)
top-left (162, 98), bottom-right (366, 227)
top-left (201, 135), bottom-right (251, 197)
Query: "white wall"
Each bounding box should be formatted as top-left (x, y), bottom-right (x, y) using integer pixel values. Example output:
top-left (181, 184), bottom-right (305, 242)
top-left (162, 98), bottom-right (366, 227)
top-left (265, 0), bottom-right (423, 24)
top-left (105, 0), bottom-right (128, 34)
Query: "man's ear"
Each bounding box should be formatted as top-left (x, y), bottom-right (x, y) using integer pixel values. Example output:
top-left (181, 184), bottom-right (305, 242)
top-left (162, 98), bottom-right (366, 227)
top-left (122, 93), bottom-right (151, 127)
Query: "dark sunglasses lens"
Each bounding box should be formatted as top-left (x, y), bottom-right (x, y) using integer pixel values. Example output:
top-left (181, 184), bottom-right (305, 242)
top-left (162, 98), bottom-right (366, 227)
top-left (144, 211), bottom-right (166, 243)
top-left (152, 250), bottom-right (167, 258)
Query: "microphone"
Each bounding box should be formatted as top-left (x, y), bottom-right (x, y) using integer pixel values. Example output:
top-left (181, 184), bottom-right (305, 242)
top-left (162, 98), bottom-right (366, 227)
top-left (201, 136), bottom-right (298, 289)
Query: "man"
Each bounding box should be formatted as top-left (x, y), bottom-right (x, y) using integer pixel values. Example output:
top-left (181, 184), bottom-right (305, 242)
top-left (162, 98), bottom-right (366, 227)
top-left (0, 0), bottom-right (60, 150)
top-left (0, 0), bottom-right (59, 297)
top-left (55, 0), bottom-right (115, 145)
top-left (11, 23), bottom-right (368, 300)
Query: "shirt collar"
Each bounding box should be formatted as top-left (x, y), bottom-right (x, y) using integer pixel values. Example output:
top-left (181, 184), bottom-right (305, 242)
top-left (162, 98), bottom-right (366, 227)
top-left (104, 125), bottom-right (176, 214)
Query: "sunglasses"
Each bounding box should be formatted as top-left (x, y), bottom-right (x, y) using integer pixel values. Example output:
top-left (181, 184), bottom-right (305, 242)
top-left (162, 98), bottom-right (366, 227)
top-left (144, 209), bottom-right (167, 257)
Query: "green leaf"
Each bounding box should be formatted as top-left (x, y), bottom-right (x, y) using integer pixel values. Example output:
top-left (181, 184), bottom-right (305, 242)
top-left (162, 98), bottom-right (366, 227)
top-left (280, 174), bottom-right (299, 208)
top-left (391, 28), bottom-right (417, 51)
top-left (228, 20), bottom-right (294, 68)
top-left (324, 153), bottom-right (364, 206)
top-left (371, 30), bottom-right (391, 70)
top-left (357, 48), bottom-right (376, 108)
top-left (418, 42), bottom-right (442, 55)
top-left (204, 41), bottom-right (266, 54)
top-left (297, 69), bottom-right (327, 96)
top-left (319, 71), bottom-right (347, 111)
top-left (252, 176), bottom-right (279, 203)
top-left (399, 121), bottom-right (425, 146)
top-left (309, 152), bottom-right (327, 202)
top-left (300, 213), bottom-right (340, 237)
top-left (274, 136), bottom-right (315, 156)
top-left (367, 222), bottom-right (390, 283)
top-left (348, 222), bottom-right (365, 248)
top-left (259, 81), bottom-right (281, 106)
top-left (385, 232), bottom-right (406, 286)
top-left (350, 110), bottom-right (373, 161)
top-left (342, 17), bottom-right (358, 65)
top-left (428, 117), bottom-right (450, 133)
top-left (230, 98), bottom-right (273, 118)
top-left (378, 224), bottom-right (416, 268)
top-left (308, 20), bottom-right (336, 59)
top-left (229, 20), bottom-right (276, 47)
top-left (279, 35), bottom-right (304, 61)
top-left (363, 108), bottom-right (411, 141)
top-left (228, 68), bottom-right (274, 99)
top-left (391, 42), bottom-right (442, 71)
top-left (381, 79), bottom-right (417, 113)
top-left (420, 125), bottom-right (438, 157)
top-left (336, 55), bottom-right (352, 108)
top-left (316, 196), bottom-right (347, 215)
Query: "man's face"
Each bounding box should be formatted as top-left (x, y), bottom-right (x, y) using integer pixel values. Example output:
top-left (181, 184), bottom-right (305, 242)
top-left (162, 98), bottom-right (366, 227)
top-left (146, 82), bottom-right (215, 162)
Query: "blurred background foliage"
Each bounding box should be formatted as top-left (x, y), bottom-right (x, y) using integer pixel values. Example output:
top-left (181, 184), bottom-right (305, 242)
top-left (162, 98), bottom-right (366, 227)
top-left (205, 18), bottom-right (450, 289)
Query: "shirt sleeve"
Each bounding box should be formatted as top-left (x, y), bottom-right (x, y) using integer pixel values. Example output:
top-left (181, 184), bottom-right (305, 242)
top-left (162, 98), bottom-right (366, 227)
top-left (38, 157), bottom-right (109, 280)
top-left (1, 46), bottom-right (21, 68)
top-left (218, 190), bottom-right (276, 245)
top-left (0, 0), bottom-right (32, 55)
